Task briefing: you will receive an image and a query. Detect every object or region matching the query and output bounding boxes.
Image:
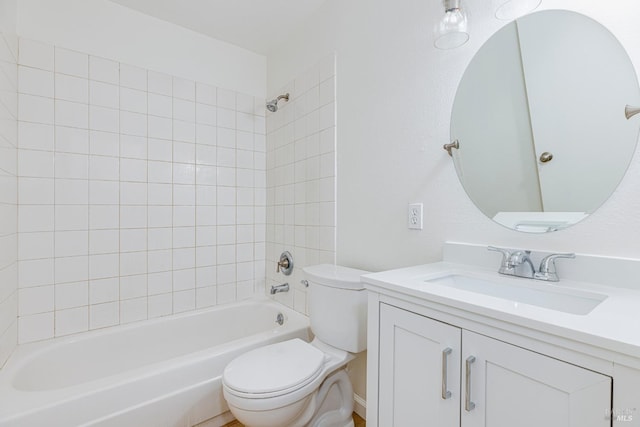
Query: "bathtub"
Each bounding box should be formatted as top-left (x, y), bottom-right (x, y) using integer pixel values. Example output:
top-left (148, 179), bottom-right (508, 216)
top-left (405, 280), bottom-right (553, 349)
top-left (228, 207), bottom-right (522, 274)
top-left (0, 298), bottom-right (309, 427)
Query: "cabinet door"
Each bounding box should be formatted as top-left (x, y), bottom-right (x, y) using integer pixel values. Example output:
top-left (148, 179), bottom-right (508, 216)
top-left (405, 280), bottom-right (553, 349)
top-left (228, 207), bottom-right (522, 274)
top-left (378, 304), bottom-right (461, 427)
top-left (462, 330), bottom-right (611, 427)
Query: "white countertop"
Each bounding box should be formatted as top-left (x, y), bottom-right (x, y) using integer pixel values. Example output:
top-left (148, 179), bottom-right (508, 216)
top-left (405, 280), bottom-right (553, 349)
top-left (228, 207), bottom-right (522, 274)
top-left (362, 260), bottom-right (640, 362)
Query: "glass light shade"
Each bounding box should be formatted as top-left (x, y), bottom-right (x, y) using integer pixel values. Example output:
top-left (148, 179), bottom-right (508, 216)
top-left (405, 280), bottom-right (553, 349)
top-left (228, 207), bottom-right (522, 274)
top-left (434, 5), bottom-right (469, 50)
top-left (494, 0), bottom-right (542, 20)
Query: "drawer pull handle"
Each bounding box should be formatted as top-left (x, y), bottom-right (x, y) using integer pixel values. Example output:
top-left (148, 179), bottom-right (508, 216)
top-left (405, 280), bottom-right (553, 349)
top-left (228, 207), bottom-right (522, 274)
top-left (465, 355), bottom-right (476, 411)
top-left (441, 347), bottom-right (452, 399)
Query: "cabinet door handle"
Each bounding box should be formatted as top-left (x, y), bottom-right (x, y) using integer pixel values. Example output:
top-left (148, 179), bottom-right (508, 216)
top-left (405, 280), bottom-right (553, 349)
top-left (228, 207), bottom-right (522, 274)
top-left (441, 347), bottom-right (452, 399)
top-left (465, 355), bottom-right (476, 411)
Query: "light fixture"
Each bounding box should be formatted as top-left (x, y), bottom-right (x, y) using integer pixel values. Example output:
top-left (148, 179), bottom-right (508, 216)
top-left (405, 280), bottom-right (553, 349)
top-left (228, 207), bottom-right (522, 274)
top-left (494, 0), bottom-right (541, 20)
top-left (434, 0), bottom-right (469, 50)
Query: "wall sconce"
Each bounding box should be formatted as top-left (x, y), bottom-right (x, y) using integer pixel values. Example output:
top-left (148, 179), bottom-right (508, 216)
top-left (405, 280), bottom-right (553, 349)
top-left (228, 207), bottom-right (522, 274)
top-left (434, 0), bottom-right (469, 50)
top-left (494, 0), bottom-right (541, 20)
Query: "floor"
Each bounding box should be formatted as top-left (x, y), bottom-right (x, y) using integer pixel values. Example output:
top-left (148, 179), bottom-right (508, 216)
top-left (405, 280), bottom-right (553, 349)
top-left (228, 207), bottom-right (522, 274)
top-left (223, 412), bottom-right (366, 426)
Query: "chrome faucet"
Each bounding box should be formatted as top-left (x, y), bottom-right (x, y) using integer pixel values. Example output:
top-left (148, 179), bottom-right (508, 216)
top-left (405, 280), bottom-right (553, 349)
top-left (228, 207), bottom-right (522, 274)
top-left (488, 246), bottom-right (575, 282)
top-left (270, 283), bottom-right (290, 295)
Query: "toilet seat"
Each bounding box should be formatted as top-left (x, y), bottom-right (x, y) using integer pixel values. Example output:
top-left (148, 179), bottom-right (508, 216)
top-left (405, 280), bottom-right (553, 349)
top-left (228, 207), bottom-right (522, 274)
top-left (223, 339), bottom-right (325, 399)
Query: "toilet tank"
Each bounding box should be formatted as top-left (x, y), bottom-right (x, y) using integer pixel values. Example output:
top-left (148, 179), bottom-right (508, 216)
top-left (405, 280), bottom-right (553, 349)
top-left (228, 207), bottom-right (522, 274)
top-left (303, 264), bottom-right (370, 353)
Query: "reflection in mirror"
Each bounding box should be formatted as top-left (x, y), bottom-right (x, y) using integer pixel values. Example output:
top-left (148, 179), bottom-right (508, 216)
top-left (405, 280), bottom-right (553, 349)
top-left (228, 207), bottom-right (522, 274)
top-left (451, 10), bottom-right (640, 233)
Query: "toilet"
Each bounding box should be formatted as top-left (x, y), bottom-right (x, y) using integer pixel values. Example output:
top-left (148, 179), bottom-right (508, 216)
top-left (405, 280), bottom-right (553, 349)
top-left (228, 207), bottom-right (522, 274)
top-left (222, 264), bottom-right (369, 427)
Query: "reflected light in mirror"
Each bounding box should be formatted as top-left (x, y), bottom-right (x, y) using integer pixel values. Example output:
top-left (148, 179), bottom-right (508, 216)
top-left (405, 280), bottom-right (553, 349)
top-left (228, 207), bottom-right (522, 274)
top-left (434, 0), bottom-right (469, 50)
top-left (495, 0), bottom-right (541, 20)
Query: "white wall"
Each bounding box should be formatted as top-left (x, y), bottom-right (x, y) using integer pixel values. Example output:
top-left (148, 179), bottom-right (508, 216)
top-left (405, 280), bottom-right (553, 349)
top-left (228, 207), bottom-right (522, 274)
top-left (267, 0), bottom-right (640, 273)
top-left (16, 0), bottom-right (266, 97)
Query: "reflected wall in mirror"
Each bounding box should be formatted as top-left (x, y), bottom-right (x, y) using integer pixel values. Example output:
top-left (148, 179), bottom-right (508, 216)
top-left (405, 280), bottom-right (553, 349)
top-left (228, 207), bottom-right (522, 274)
top-left (451, 10), bottom-right (640, 233)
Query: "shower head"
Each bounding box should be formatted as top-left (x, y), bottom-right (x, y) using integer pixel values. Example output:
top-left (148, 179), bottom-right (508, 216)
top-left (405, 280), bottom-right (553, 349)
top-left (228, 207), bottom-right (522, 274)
top-left (266, 93), bottom-right (290, 112)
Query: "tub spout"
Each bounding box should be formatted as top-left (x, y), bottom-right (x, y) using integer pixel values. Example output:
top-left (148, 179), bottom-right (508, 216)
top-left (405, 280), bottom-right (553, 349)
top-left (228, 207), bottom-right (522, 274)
top-left (270, 283), bottom-right (289, 295)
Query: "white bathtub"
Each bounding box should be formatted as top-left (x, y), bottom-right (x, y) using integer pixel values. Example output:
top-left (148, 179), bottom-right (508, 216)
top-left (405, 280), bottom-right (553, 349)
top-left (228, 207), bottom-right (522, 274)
top-left (0, 298), bottom-right (309, 427)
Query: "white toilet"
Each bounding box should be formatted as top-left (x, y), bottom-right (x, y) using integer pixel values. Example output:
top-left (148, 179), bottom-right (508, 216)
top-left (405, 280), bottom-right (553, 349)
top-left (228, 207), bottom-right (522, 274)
top-left (222, 264), bottom-right (369, 427)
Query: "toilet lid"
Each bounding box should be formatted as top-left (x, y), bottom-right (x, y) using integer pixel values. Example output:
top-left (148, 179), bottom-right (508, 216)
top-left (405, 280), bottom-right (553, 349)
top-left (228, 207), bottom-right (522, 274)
top-left (223, 339), bottom-right (325, 395)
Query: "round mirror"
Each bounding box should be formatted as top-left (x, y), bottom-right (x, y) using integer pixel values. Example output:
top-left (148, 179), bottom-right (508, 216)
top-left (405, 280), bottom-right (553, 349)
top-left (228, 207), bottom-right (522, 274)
top-left (450, 10), bottom-right (640, 233)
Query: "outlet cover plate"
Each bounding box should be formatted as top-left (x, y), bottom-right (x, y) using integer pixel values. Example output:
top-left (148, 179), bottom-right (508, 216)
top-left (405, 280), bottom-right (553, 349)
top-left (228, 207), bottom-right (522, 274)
top-left (408, 203), bottom-right (423, 230)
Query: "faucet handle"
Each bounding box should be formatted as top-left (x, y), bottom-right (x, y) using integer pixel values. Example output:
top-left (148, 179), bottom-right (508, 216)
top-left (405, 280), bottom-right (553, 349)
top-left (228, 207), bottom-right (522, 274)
top-left (488, 246), bottom-right (512, 265)
top-left (536, 252), bottom-right (575, 282)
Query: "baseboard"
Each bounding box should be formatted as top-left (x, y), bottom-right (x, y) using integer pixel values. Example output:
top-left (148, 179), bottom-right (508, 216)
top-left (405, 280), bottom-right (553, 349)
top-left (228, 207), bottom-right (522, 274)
top-left (353, 393), bottom-right (366, 420)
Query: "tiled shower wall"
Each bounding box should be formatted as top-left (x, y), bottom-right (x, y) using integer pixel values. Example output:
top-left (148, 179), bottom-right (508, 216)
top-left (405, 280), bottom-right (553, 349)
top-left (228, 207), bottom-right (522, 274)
top-left (16, 38), bottom-right (266, 344)
top-left (265, 55), bottom-right (336, 314)
top-left (0, 32), bottom-right (18, 365)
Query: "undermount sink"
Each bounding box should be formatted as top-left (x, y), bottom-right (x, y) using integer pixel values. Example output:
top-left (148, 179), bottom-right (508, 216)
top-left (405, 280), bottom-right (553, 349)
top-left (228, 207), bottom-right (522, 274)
top-left (425, 273), bottom-right (607, 315)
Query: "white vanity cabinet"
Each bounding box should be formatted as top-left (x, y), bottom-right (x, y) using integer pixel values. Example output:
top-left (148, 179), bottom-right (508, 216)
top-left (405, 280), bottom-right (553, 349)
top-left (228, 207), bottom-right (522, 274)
top-left (376, 302), bottom-right (612, 427)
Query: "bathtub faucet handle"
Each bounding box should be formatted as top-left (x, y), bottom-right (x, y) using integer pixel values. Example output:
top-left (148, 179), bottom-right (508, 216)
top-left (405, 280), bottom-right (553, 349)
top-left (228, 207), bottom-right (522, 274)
top-left (276, 251), bottom-right (294, 276)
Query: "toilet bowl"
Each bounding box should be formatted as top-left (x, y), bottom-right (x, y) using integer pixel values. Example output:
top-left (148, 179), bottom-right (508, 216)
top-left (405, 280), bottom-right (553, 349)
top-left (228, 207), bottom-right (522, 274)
top-left (222, 264), bottom-right (369, 427)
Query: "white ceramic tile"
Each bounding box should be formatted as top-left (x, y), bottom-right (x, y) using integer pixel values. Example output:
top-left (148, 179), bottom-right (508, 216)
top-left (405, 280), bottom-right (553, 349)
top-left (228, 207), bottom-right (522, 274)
top-left (19, 39), bottom-right (54, 71)
top-left (216, 147), bottom-right (235, 168)
top-left (236, 131), bottom-right (253, 151)
top-left (120, 274), bottom-right (146, 300)
top-left (18, 231), bottom-right (54, 260)
top-left (89, 204), bottom-right (119, 229)
top-left (217, 107), bottom-right (235, 129)
top-left (19, 285), bottom-right (54, 315)
top-left (120, 228), bottom-right (147, 252)
top-left (173, 77), bottom-right (195, 101)
top-left (89, 253), bottom-right (118, 280)
top-left (19, 94), bottom-right (54, 124)
top-left (55, 74), bottom-right (88, 103)
top-left (89, 106), bottom-right (119, 133)
top-left (148, 249), bottom-right (171, 273)
top-left (148, 271), bottom-right (171, 295)
top-left (18, 205), bottom-right (54, 233)
top-left (217, 88), bottom-right (235, 109)
top-left (173, 227), bottom-right (195, 249)
top-left (148, 138), bottom-right (172, 162)
top-left (18, 122), bottom-right (54, 151)
top-left (148, 206), bottom-right (172, 229)
top-left (18, 312), bottom-right (54, 343)
top-left (55, 205), bottom-right (88, 231)
top-left (18, 149), bottom-right (53, 177)
top-left (236, 93), bottom-right (254, 114)
top-left (120, 251), bottom-right (146, 277)
top-left (119, 64), bottom-right (146, 90)
top-left (89, 181), bottom-right (119, 206)
top-left (55, 48), bottom-right (88, 78)
top-left (89, 301), bottom-right (119, 329)
top-left (319, 102), bottom-right (335, 130)
top-left (89, 277), bottom-right (119, 304)
top-left (173, 249), bottom-right (195, 271)
top-left (148, 93), bottom-right (172, 118)
top-left (196, 246), bottom-right (216, 266)
top-left (55, 281), bottom-right (88, 309)
top-left (56, 126), bottom-right (89, 154)
top-left (173, 98), bottom-right (195, 123)
top-left (89, 155), bottom-right (119, 181)
top-left (174, 185), bottom-right (196, 206)
top-left (216, 167), bottom-right (235, 187)
top-left (236, 112), bottom-right (253, 133)
top-left (148, 71), bottom-right (171, 96)
top-left (120, 298), bottom-right (147, 324)
top-left (196, 185), bottom-right (216, 206)
top-left (18, 177), bottom-right (54, 204)
top-left (173, 289), bottom-right (195, 313)
top-left (19, 66), bottom-right (53, 98)
top-left (120, 134), bottom-right (146, 160)
top-left (55, 152), bottom-right (88, 179)
top-left (173, 206), bottom-right (195, 227)
top-left (217, 245), bottom-right (235, 265)
top-left (195, 144), bottom-right (216, 166)
top-left (55, 179), bottom-right (88, 204)
top-left (196, 83), bottom-right (216, 106)
top-left (196, 124), bottom-right (216, 146)
top-left (195, 266), bottom-right (216, 288)
top-left (148, 116), bottom-right (172, 140)
top-left (148, 160), bottom-right (172, 183)
top-left (120, 158), bottom-right (146, 182)
top-left (55, 306), bottom-right (88, 336)
top-left (55, 231), bottom-right (88, 257)
top-left (120, 111), bottom-right (146, 137)
top-left (89, 56), bottom-right (119, 85)
top-left (148, 229), bottom-right (171, 252)
top-left (89, 81), bottom-right (119, 108)
top-left (89, 229), bottom-right (119, 254)
top-left (55, 100), bottom-right (88, 129)
top-left (195, 103), bottom-right (216, 126)
top-left (148, 183), bottom-right (172, 205)
top-left (120, 87), bottom-right (146, 114)
top-left (148, 293), bottom-right (172, 318)
top-left (120, 206), bottom-right (147, 228)
top-left (217, 128), bottom-right (235, 148)
top-left (173, 163), bottom-right (195, 186)
top-left (55, 255), bottom-right (88, 284)
top-left (173, 120), bottom-right (195, 143)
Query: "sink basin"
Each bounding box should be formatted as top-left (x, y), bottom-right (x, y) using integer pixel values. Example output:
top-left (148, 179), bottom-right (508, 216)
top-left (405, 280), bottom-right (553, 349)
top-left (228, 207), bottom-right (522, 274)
top-left (425, 273), bottom-right (607, 315)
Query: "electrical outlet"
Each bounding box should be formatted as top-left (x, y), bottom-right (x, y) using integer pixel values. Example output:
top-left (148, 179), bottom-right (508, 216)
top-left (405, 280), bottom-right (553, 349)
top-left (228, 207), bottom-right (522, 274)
top-left (408, 203), bottom-right (423, 230)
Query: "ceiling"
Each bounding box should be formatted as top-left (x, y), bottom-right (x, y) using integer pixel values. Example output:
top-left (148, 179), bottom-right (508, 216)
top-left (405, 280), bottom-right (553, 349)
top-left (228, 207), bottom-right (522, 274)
top-left (108, 0), bottom-right (328, 55)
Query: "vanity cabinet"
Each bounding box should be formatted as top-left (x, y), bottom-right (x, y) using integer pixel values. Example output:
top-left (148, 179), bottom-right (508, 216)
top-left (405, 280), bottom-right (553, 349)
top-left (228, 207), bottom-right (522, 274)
top-left (377, 303), bottom-right (612, 427)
